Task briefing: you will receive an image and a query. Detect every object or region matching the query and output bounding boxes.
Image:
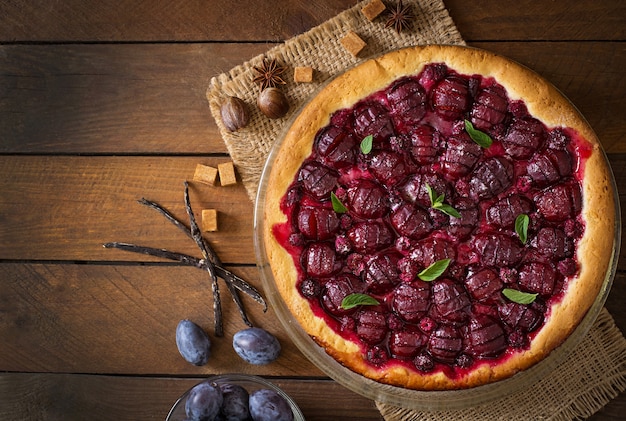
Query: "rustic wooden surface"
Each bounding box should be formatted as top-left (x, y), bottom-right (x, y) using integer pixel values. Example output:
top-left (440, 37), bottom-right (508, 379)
top-left (0, 1), bottom-right (624, 419)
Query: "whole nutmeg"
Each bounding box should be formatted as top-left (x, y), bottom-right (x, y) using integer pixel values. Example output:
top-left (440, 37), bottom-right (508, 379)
top-left (220, 96), bottom-right (249, 131)
top-left (257, 87), bottom-right (289, 119)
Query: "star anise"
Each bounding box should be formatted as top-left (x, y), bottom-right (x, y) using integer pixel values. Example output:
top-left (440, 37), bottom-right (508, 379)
top-left (385, 0), bottom-right (414, 34)
top-left (252, 58), bottom-right (287, 91)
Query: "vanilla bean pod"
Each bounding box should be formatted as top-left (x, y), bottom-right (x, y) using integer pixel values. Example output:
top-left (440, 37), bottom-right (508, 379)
top-left (103, 242), bottom-right (204, 267)
top-left (138, 194), bottom-right (265, 318)
top-left (103, 242), bottom-right (265, 311)
top-left (137, 197), bottom-right (219, 264)
top-left (181, 183), bottom-right (256, 326)
top-left (183, 181), bottom-right (223, 337)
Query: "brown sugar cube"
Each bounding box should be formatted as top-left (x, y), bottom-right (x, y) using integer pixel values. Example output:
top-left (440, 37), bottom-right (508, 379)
top-left (361, 0), bottom-right (386, 22)
top-left (294, 66), bottom-right (314, 83)
top-left (218, 161), bottom-right (237, 186)
top-left (340, 31), bottom-right (367, 57)
top-left (193, 164), bottom-right (218, 186)
top-left (201, 209), bottom-right (218, 232)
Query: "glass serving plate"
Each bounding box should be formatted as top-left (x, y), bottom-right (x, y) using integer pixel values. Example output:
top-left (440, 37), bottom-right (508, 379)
top-left (166, 374), bottom-right (305, 421)
top-left (253, 46), bottom-right (621, 411)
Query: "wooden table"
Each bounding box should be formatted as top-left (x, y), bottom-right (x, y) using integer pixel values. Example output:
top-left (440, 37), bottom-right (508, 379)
top-left (0, 1), bottom-right (624, 419)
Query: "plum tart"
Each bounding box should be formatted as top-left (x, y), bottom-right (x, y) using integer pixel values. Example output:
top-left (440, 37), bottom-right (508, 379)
top-left (262, 45), bottom-right (615, 390)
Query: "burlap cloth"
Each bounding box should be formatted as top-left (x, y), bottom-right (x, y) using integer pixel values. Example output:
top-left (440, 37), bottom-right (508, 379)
top-left (206, 0), bottom-right (626, 419)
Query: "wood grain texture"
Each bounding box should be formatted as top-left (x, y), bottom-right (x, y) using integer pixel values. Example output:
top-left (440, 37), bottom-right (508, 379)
top-left (1, 154), bottom-right (624, 266)
top-left (0, 263), bottom-right (321, 375)
top-left (0, 43), bottom-right (272, 155)
top-left (0, 0), bottom-right (358, 42)
top-left (448, 0), bottom-right (626, 41)
top-left (1, 42), bottom-right (624, 154)
top-left (0, 155), bottom-right (256, 263)
top-left (0, 0), bottom-right (623, 42)
top-left (0, 1), bottom-right (624, 418)
top-left (0, 372), bottom-right (622, 420)
top-left (0, 261), bottom-right (623, 375)
top-left (0, 264), bottom-right (622, 417)
top-left (0, 373), bottom-right (381, 421)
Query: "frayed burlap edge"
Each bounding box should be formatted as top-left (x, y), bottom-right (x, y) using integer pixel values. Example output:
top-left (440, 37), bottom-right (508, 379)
top-left (376, 308), bottom-right (626, 421)
top-left (207, 0), bottom-right (465, 202)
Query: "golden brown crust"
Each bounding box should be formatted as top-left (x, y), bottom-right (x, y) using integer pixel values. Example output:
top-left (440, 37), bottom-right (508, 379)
top-left (263, 45), bottom-right (615, 390)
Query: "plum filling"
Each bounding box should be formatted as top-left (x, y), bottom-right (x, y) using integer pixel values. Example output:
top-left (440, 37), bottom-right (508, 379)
top-left (274, 63), bottom-right (591, 379)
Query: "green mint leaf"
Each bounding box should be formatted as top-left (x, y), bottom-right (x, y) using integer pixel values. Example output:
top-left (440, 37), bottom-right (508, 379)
top-left (464, 119), bottom-right (493, 148)
top-left (418, 258), bottom-right (451, 282)
top-left (341, 293), bottom-right (379, 310)
top-left (331, 192), bottom-right (348, 213)
top-left (360, 135), bottom-right (373, 154)
top-left (502, 288), bottom-right (537, 305)
top-left (433, 203), bottom-right (461, 218)
top-left (425, 183), bottom-right (437, 206)
top-left (426, 183), bottom-right (461, 218)
top-left (515, 214), bottom-right (530, 244)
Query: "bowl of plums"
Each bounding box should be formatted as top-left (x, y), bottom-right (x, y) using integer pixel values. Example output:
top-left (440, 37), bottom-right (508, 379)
top-left (166, 374), bottom-right (304, 421)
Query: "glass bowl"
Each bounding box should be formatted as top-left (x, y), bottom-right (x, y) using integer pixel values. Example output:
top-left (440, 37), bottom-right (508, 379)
top-left (166, 374), bottom-right (305, 421)
top-left (253, 45), bottom-right (621, 411)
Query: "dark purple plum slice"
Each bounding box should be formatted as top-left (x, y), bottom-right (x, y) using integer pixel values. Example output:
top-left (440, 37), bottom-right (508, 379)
top-left (321, 274), bottom-right (364, 316)
top-left (389, 326), bottom-right (428, 359)
top-left (430, 279), bottom-right (471, 326)
top-left (534, 181), bottom-right (582, 222)
top-left (297, 205), bottom-right (340, 240)
top-left (527, 148), bottom-right (573, 187)
top-left (386, 77), bottom-right (427, 127)
top-left (431, 74), bottom-right (472, 120)
top-left (472, 233), bottom-right (523, 267)
top-left (347, 220), bottom-right (394, 254)
top-left (518, 261), bottom-right (558, 296)
top-left (532, 227), bottom-right (573, 259)
top-left (390, 202), bottom-right (433, 240)
top-left (428, 324), bottom-right (463, 364)
top-left (469, 156), bottom-right (514, 200)
top-left (356, 310), bottom-right (388, 344)
top-left (470, 83), bottom-right (508, 132)
top-left (391, 281), bottom-right (431, 323)
top-left (440, 133), bottom-right (482, 177)
top-left (464, 268), bottom-right (504, 304)
top-left (465, 315), bottom-right (507, 358)
top-left (314, 125), bottom-right (358, 169)
top-left (353, 100), bottom-right (395, 142)
top-left (486, 194), bottom-right (534, 228)
top-left (364, 252), bottom-right (401, 294)
top-left (408, 125), bottom-right (440, 165)
top-left (303, 242), bottom-right (340, 277)
top-left (298, 161), bottom-right (338, 200)
top-left (346, 179), bottom-right (389, 219)
top-left (502, 116), bottom-right (546, 159)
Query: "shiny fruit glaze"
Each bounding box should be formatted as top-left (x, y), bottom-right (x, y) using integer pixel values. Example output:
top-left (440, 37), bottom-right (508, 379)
top-left (273, 63), bottom-right (592, 378)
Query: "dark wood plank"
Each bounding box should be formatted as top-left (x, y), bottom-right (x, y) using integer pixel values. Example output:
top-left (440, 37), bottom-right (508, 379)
top-left (448, 0), bottom-right (626, 41)
top-left (1, 154), bottom-right (624, 266)
top-left (0, 42), bottom-right (626, 154)
top-left (0, 265), bottom-right (622, 417)
top-left (0, 372), bottom-right (622, 420)
top-left (0, 0), bottom-right (358, 43)
top-left (0, 373), bottom-right (382, 421)
top-left (0, 263), bottom-right (623, 375)
top-left (0, 156), bottom-right (257, 263)
top-left (0, 43), bottom-right (272, 155)
top-left (0, 263), bottom-right (322, 375)
top-left (0, 0), bottom-right (623, 42)
top-left (1, 42), bottom-right (624, 154)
